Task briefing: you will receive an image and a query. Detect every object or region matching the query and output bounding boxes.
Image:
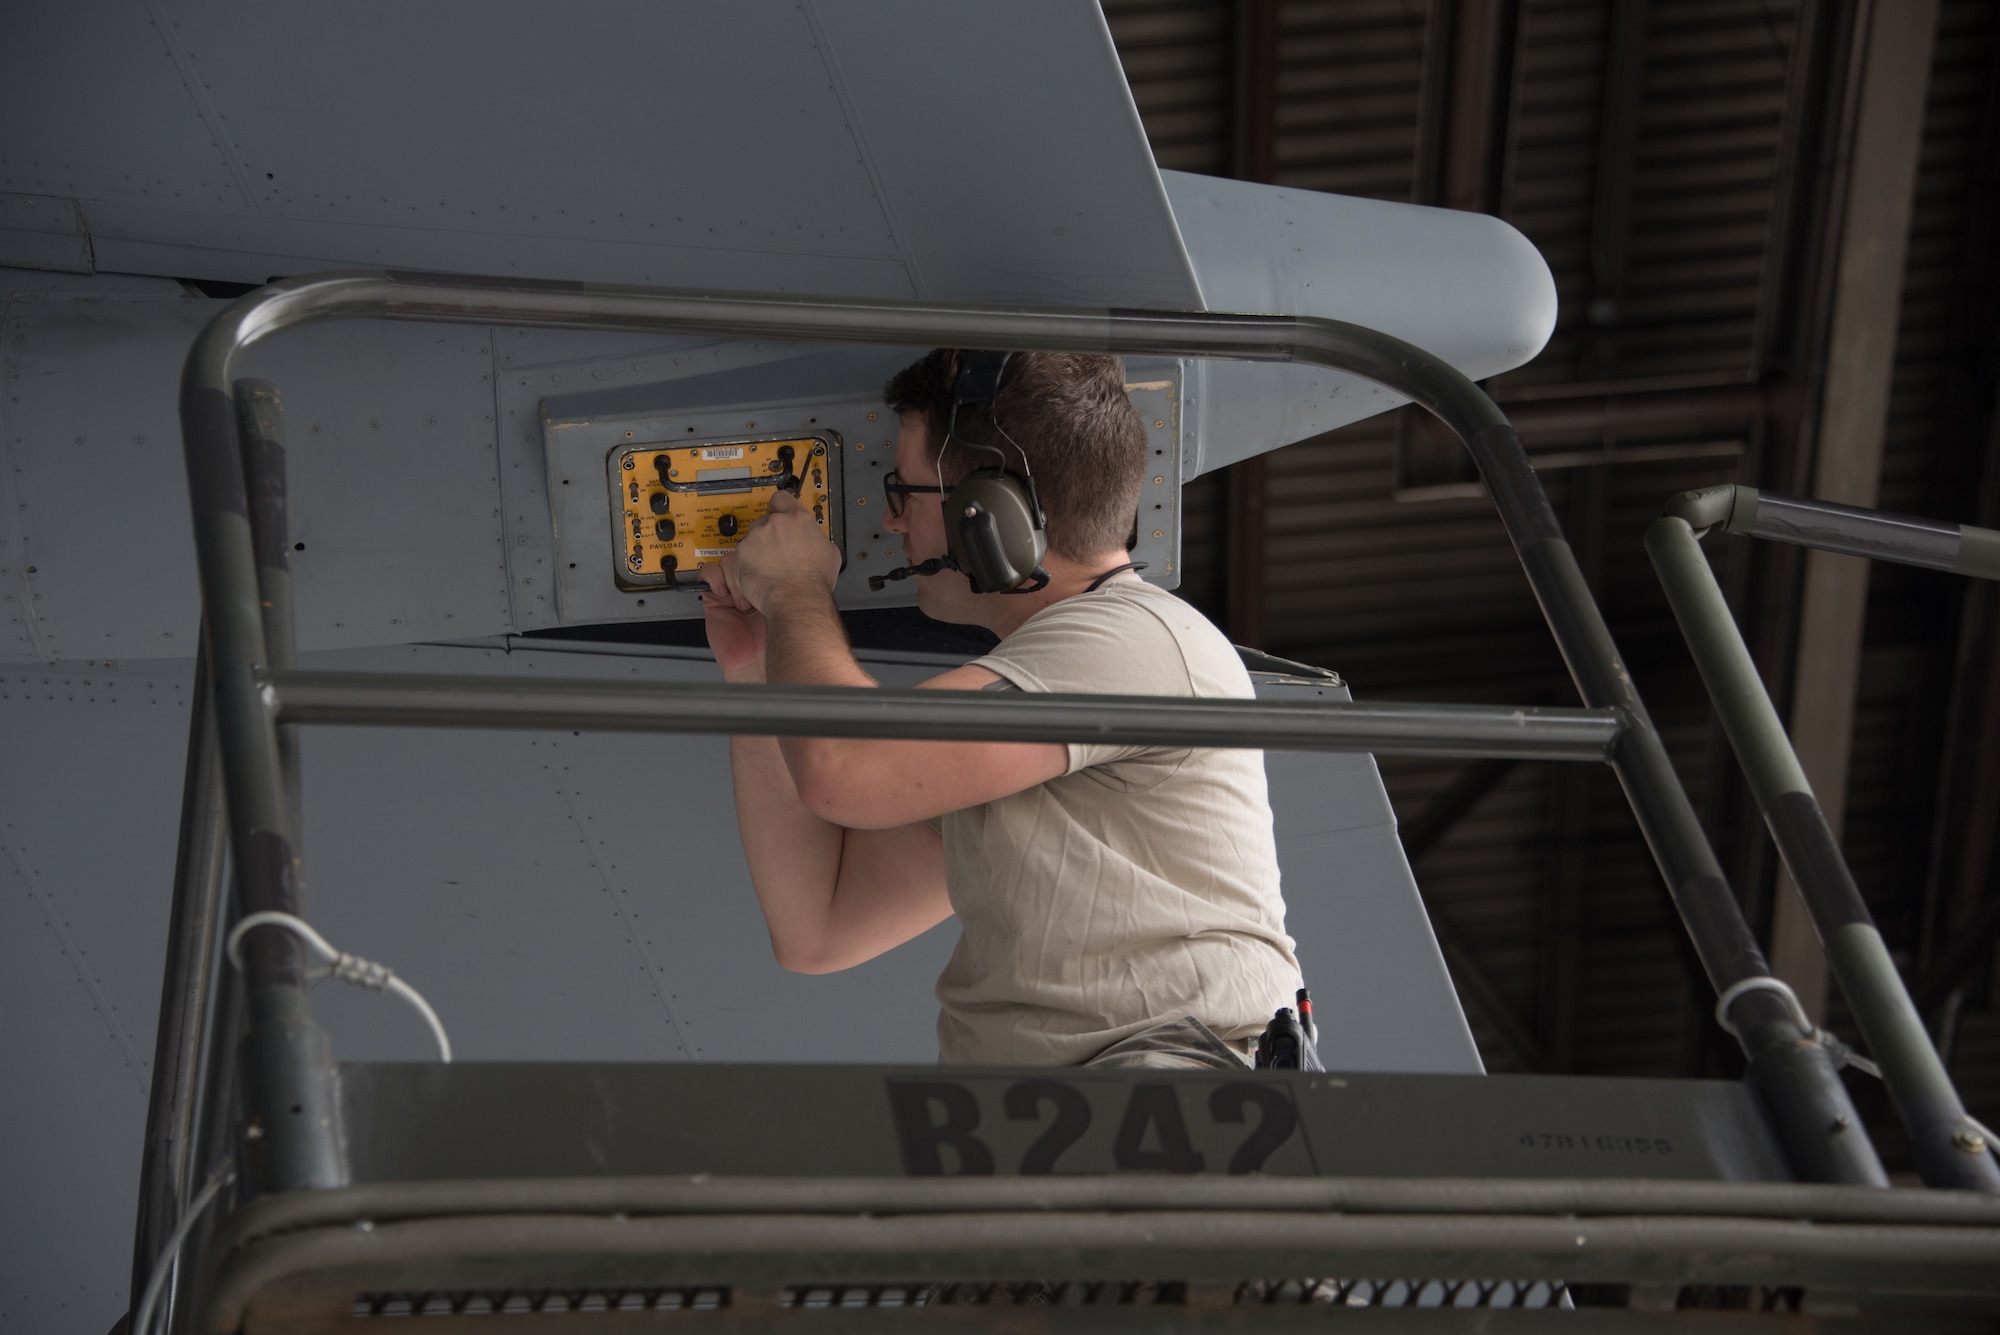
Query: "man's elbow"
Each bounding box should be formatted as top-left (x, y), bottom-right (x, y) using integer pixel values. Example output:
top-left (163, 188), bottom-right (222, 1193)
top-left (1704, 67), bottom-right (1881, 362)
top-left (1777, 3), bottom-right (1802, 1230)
top-left (793, 772), bottom-right (847, 824)
top-left (770, 935), bottom-right (851, 975)
top-left (789, 744), bottom-right (877, 826)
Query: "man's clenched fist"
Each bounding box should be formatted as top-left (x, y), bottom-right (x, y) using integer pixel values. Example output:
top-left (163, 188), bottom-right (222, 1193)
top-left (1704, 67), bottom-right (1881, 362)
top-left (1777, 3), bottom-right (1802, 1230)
top-left (699, 490), bottom-right (840, 616)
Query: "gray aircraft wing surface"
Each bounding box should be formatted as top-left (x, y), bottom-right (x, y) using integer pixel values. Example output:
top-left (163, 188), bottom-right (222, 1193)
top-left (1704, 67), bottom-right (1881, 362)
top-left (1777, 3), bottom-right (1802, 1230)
top-left (0, 5), bottom-right (1549, 1330)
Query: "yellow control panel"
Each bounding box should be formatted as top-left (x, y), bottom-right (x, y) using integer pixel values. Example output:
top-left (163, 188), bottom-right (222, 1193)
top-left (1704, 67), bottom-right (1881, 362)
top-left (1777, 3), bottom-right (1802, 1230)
top-left (609, 434), bottom-right (838, 590)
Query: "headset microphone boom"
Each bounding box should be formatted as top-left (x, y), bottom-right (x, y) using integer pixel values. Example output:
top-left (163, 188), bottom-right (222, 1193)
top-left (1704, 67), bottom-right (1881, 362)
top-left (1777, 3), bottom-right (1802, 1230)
top-left (867, 554), bottom-right (956, 592)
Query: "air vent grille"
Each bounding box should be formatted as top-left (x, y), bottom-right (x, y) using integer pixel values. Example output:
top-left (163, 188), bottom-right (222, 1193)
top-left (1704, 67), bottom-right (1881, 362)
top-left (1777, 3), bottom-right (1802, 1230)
top-left (1236, 1278), bottom-right (1568, 1308)
top-left (351, 1288), bottom-right (727, 1318)
top-left (347, 1278), bottom-right (1587, 1316)
top-left (785, 1281), bottom-right (1183, 1308)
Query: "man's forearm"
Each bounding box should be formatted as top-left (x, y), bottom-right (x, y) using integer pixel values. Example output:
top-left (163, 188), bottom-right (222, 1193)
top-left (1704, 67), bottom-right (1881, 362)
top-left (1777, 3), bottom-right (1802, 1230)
top-left (760, 584), bottom-right (875, 689)
top-left (715, 639), bottom-right (851, 966)
top-left (756, 584), bottom-right (885, 801)
top-left (728, 729), bottom-right (847, 965)
top-left (722, 636), bottom-right (949, 973)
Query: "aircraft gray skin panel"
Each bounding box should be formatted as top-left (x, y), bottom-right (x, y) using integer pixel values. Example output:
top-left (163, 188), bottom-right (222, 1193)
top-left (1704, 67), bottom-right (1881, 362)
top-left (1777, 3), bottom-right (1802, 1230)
top-left (0, 1), bottom-right (1200, 308)
top-left (0, 177), bottom-right (1553, 650)
top-left (1163, 171), bottom-right (1558, 476)
top-left (0, 643), bottom-right (1475, 1335)
top-left (0, 661), bottom-right (201, 1335)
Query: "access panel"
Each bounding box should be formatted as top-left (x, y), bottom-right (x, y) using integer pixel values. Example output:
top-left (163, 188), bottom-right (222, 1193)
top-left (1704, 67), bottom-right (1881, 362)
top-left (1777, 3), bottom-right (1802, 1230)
top-left (609, 434), bottom-right (838, 590)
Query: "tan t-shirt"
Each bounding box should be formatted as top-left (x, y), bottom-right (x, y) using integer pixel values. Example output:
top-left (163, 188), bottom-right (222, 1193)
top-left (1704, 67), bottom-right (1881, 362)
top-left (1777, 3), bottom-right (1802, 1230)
top-left (933, 578), bottom-right (1301, 1065)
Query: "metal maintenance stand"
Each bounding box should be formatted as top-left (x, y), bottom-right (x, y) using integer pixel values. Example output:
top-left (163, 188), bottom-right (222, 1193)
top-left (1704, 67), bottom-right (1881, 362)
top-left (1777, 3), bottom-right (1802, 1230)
top-left (133, 275), bottom-right (2000, 1332)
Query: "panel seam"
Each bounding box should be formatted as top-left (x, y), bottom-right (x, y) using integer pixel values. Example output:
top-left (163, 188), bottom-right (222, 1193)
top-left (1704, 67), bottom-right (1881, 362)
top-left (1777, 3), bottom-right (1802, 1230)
top-left (797, 0), bottom-right (927, 298)
top-left (139, 0), bottom-right (266, 215)
top-left (530, 725), bottom-right (702, 1058)
top-left (1, 818), bottom-right (150, 1092)
top-left (80, 198), bottom-right (920, 264)
top-left (486, 327), bottom-right (522, 631)
top-left (0, 292), bottom-right (55, 664)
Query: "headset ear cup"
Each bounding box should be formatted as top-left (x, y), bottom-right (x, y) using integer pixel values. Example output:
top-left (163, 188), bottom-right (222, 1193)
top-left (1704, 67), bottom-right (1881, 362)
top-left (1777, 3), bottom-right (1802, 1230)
top-left (956, 509), bottom-right (1018, 594)
top-left (944, 471), bottom-right (1046, 594)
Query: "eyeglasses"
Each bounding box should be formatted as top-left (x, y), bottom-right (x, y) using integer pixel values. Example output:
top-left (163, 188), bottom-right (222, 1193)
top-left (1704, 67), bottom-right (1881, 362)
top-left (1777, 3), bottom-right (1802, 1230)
top-left (883, 469), bottom-right (947, 519)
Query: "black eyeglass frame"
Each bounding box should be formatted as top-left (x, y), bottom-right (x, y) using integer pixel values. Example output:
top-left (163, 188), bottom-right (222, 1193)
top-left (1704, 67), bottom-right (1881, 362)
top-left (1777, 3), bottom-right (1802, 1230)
top-left (882, 469), bottom-right (947, 518)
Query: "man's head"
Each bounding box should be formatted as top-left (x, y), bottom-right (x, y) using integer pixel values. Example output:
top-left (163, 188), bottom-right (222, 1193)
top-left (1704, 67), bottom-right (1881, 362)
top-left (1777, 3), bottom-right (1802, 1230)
top-left (882, 350), bottom-right (1147, 564)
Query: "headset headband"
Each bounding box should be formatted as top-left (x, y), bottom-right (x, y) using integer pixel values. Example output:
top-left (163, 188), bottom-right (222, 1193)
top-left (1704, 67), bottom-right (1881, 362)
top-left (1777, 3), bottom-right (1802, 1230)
top-left (941, 350), bottom-right (1011, 478)
top-left (944, 351), bottom-right (1044, 529)
top-left (954, 349), bottom-right (1010, 412)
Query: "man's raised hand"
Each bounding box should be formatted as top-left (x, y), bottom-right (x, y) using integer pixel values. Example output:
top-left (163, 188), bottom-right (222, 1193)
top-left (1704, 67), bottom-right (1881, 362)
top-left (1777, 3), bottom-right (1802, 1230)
top-left (727, 489), bottom-right (842, 611)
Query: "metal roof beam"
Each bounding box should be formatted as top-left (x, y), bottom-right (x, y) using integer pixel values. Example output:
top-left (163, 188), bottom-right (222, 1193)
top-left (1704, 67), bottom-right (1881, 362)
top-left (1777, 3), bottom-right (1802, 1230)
top-left (1223, 0), bottom-right (1278, 650)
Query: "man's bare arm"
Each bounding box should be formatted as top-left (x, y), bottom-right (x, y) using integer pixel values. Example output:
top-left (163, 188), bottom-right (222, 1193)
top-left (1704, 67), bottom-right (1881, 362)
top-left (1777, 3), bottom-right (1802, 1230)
top-left (705, 567), bottom-right (953, 972)
top-left (711, 494), bottom-right (1068, 829)
top-left (754, 582), bottom-right (1067, 828)
top-left (727, 731), bottom-right (951, 973)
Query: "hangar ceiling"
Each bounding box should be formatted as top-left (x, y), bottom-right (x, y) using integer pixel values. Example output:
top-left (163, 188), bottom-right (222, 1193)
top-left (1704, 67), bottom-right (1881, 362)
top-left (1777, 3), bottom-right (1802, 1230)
top-left (1103, 0), bottom-right (2000, 1173)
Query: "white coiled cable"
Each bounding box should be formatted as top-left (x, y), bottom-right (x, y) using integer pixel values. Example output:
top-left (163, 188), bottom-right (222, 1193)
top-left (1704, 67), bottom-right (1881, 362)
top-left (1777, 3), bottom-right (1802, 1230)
top-left (225, 910), bottom-right (452, 1062)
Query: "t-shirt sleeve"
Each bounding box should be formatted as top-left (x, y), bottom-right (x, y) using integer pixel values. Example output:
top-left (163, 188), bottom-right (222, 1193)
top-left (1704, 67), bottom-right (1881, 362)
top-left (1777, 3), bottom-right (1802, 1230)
top-left (971, 596), bottom-right (1198, 775)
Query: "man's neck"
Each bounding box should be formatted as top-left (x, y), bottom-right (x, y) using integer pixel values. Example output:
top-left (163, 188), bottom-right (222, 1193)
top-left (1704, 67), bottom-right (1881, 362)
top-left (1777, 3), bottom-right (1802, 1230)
top-left (965, 549), bottom-right (1139, 640)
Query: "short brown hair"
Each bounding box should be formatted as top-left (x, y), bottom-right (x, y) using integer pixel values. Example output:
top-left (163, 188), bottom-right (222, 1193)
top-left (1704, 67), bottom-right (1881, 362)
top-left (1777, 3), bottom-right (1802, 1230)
top-left (883, 350), bottom-right (1147, 561)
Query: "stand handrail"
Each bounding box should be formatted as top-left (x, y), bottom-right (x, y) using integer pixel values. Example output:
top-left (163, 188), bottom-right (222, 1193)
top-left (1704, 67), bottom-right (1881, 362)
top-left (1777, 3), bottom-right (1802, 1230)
top-left (1648, 503), bottom-right (2000, 1191)
top-left (257, 668), bottom-right (1622, 761)
top-left (1666, 483), bottom-right (2000, 579)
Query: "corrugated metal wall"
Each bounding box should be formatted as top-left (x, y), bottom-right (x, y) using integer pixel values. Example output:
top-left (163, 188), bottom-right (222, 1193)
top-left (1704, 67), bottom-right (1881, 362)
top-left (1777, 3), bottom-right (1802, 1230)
top-left (1273, 1), bottom-right (1431, 199)
top-left (1105, 0), bottom-right (1238, 173)
top-left (1503, 0), bottom-right (1800, 384)
top-left (1103, 0), bottom-right (2000, 1157)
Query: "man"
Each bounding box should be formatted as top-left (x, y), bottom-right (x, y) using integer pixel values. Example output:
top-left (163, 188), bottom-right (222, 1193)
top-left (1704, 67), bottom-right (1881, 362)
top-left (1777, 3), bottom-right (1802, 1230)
top-left (701, 349), bottom-right (1299, 1069)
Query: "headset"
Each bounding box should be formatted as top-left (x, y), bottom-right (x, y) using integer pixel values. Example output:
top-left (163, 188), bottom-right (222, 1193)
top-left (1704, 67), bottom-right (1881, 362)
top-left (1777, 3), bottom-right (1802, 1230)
top-left (869, 349), bottom-right (1051, 594)
top-left (939, 350), bottom-right (1051, 594)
